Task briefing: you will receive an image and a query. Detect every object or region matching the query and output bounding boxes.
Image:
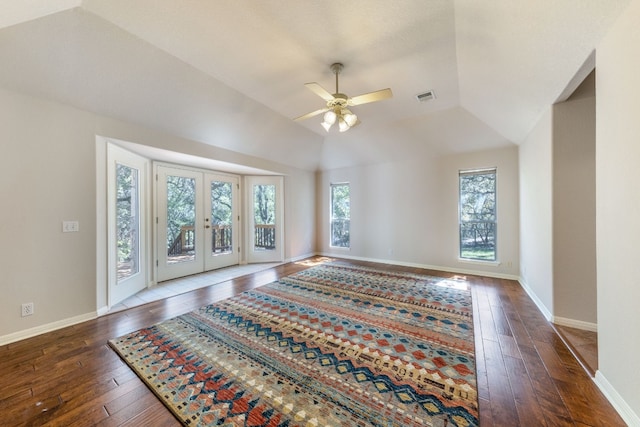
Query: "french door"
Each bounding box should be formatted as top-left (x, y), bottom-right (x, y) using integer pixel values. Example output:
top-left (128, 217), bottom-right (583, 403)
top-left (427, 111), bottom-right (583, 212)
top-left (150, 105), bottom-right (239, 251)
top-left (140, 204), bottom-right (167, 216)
top-left (156, 165), bottom-right (239, 282)
top-left (205, 173), bottom-right (240, 270)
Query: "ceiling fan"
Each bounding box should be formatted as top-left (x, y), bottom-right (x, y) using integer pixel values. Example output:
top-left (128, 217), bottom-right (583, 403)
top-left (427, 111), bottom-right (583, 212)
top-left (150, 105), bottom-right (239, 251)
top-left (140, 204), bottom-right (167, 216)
top-left (294, 63), bottom-right (393, 132)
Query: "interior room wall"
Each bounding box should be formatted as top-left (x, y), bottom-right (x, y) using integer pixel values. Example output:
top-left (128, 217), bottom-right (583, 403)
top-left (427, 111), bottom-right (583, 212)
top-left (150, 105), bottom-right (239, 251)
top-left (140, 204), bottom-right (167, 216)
top-left (439, 147), bottom-right (519, 275)
top-left (594, 0), bottom-right (640, 422)
top-left (518, 108), bottom-right (554, 319)
top-left (0, 88), bottom-right (98, 341)
top-left (317, 146), bottom-right (519, 278)
top-left (0, 86), bottom-right (316, 343)
top-left (552, 75), bottom-right (597, 327)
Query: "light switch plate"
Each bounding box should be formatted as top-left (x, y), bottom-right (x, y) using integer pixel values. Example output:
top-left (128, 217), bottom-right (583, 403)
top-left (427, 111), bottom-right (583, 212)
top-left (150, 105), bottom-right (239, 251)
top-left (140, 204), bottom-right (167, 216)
top-left (62, 221), bottom-right (79, 232)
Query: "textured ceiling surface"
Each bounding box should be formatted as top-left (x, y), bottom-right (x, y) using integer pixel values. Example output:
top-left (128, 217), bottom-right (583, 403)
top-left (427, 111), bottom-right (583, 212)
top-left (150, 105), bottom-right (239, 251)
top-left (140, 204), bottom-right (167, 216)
top-left (0, 0), bottom-right (631, 170)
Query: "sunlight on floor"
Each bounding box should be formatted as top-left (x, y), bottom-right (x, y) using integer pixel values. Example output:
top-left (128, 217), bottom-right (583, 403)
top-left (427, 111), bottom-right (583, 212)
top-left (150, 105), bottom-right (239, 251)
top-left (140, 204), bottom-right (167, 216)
top-left (435, 275), bottom-right (470, 291)
top-left (294, 256), bottom-right (335, 267)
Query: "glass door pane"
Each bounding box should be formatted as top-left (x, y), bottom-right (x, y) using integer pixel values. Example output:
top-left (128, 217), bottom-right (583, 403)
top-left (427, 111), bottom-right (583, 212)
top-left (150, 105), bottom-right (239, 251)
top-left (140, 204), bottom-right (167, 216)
top-left (253, 184), bottom-right (276, 251)
top-left (116, 164), bottom-right (140, 281)
top-left (211, 180), bottom-right (233, 255)
top-left (166, 175), bottom-right (197, 263)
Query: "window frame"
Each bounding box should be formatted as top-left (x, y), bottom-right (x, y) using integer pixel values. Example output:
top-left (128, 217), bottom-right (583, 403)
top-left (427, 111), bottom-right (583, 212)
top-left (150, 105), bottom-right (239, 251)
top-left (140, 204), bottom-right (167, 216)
top-left (458, 168), bottom-right (497, 262)
top-left (330, 182), bottom-right (350, 249)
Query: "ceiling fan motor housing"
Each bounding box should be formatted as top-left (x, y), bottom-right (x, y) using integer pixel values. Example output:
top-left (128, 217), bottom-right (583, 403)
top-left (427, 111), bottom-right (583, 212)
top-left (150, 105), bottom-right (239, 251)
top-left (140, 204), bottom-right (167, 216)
top-left (328, 93), bottom-right (349, 107)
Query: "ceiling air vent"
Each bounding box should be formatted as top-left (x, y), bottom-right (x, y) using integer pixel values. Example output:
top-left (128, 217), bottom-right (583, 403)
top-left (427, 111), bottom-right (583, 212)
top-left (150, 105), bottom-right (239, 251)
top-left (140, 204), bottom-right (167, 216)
top-left (415, 90), bottom-right (436, 102)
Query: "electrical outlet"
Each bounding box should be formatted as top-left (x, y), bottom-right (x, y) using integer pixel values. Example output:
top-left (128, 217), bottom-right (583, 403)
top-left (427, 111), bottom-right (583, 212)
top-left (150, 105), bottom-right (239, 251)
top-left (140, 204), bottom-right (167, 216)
top-left (21, 302), bottom-right (34, 317)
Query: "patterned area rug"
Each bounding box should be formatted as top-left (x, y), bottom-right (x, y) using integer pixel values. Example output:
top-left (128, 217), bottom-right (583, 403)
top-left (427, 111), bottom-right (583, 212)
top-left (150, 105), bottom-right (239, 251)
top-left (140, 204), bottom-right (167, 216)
top-left (109, 263), bottom-right (478, 426)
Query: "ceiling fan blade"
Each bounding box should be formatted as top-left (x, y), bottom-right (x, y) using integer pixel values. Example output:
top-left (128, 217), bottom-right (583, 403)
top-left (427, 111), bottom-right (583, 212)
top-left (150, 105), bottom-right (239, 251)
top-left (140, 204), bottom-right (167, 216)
top-left (293, 107), bottom-right (329, 122)
top-left (304, 83), bottom-right (335, 101)
top-left (349, 88), bottom-right (393, 106)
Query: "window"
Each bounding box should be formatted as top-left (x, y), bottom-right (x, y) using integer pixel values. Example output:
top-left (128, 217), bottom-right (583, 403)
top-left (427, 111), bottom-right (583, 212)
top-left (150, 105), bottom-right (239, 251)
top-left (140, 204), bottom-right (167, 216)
top-left (459, 169), bottom-right (496, 261)
top-left (330, 183), bottom-right (350, 248)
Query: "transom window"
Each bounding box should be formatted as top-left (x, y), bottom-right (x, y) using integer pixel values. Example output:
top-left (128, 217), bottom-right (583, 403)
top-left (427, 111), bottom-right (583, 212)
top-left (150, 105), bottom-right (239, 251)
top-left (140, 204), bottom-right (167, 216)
top-left (459, 168), bottom-right (496, 261)
top-left (330, 183), bottom-right (350, 248)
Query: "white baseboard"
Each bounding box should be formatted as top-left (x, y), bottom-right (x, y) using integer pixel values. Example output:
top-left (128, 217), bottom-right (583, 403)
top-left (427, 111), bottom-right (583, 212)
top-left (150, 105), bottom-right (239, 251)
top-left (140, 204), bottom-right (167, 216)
top-left (517, 277), bottom-right (553, 321)
top-left (287, 252), bottom-right (317, 263)
top-left (318, 252), bottom-right (520, 281)
top-left (0, 311), bottom-right (97, 346)
top-left (595, 371), bottom-right (640, 426)
top-left (553, 316), bottom-right (597, 332)
top-left (97, 306), bottom-right (110, 316)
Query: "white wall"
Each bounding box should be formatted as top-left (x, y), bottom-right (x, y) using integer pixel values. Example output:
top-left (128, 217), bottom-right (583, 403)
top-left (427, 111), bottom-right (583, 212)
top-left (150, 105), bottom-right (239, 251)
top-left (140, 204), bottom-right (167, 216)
top-left (595, 0), bottom-right (640, 423)
top-left (552, 90), bottom-right (597, 326)
top-left (0, 86), bottom-right (316, 342)
top-left (519, 72), bottom-right (599, 329)
top-left (318, 146), bottom-right (520, 278)
top-left (519, 108), bottom-right (554, 318)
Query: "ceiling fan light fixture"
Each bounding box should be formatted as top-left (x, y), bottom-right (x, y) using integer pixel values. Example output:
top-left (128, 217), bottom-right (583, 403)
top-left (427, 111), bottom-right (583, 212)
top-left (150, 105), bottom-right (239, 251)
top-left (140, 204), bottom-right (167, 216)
top-left (321, 120), bottom-right (333, 132)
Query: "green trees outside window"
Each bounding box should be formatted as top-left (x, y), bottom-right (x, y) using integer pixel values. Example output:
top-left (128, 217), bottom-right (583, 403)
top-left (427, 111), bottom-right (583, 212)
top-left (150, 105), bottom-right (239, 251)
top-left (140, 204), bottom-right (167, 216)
top-left (459, 169), bottom-right (496, 261)
top-left (330, 183), bottom-right (350, 248)
top-left (116, 164), bottom-right (140, 280)
top-left (166, 176), bottom-right (196, 261)
top-left (253, 184), bottom-right (276, 250)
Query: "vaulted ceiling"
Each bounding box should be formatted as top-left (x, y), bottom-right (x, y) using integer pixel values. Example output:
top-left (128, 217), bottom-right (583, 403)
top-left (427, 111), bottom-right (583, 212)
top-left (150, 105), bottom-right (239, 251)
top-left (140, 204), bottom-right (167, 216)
top-left (0, 1), bottom-right (630, 171)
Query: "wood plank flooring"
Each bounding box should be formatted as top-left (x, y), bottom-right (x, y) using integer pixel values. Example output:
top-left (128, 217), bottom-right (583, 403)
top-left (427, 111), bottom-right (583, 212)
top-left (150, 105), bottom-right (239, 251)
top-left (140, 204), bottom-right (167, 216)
top-left (0, 257), bottom-right (626, 426)
top-left (554, 325), bottom-right (598, 377)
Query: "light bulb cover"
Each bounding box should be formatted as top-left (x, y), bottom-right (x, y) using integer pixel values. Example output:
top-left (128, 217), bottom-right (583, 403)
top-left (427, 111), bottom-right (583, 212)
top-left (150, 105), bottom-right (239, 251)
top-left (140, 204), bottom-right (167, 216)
top-left (343, 111), bottom-right (357, 127)
top-left (338, 117), bottom-right (350, 132)
top-left (321, 121), bottom-right (332, 132)
top-left (323, 110), bottom-right (337, 125)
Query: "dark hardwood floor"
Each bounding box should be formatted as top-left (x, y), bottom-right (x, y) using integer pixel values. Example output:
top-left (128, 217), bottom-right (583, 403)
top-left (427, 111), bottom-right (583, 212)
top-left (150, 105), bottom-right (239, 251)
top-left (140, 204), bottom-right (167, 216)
top-left (0, 257), bottom-right (626, 426)
top-left (554, 324), bottom-right (598, 378)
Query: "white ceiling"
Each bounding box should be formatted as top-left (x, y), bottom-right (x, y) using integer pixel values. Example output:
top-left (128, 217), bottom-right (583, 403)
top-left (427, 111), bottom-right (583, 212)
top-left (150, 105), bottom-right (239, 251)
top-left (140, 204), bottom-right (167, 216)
top-left (0, 0), bottom-right (631, 171)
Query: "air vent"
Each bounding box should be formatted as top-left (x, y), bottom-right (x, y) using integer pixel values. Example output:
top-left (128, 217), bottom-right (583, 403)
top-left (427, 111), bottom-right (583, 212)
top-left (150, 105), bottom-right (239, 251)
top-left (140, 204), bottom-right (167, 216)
top-left (415, 90), bottom-right (436, 102)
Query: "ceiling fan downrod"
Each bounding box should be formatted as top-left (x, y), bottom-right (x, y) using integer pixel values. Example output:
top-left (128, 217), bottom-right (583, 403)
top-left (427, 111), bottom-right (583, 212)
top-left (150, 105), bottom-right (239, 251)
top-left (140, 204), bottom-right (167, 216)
top-left (330, 63), bottom-right (343, 94)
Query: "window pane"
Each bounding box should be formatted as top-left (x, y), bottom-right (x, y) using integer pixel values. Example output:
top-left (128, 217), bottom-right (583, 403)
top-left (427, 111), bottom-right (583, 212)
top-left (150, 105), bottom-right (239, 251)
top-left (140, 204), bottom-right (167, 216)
top-left (211, 181), bottom-right (233, 255)
top-left (116, 164), bottom-right (139, 281)
top-left (331, 184), bottom-right (350, 248)
top-left (460, 222), bottom-right (496, 260)
top-left (459, 171), bottom-right (496, 261)
top-left (166, 176), bottom-right (196, 263)
top-left (254, 184), bottom-right (276, 250)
